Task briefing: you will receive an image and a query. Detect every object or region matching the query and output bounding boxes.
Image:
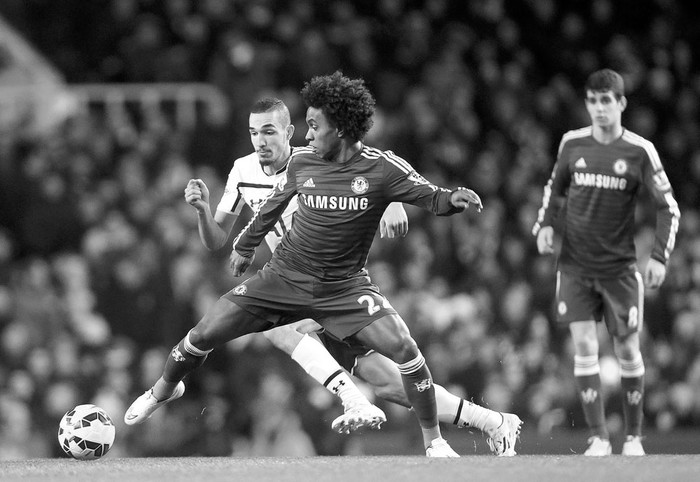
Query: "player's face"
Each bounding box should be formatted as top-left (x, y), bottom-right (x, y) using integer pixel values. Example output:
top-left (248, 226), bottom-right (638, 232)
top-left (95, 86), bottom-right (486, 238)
top-left (249, 110), bottom-right (293, 168)
top-left (305, 107), bottom-right (341, 160)
top-left (585, 90), bottom-right (626, 130)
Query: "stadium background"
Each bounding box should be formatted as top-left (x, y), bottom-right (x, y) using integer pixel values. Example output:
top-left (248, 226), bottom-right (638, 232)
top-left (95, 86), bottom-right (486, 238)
top-left (0, 0), bottom-right (698, 458)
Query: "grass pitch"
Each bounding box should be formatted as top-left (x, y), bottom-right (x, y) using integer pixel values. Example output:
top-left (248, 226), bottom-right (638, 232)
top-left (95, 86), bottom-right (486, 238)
top-left (3, 455), bottom-right (699, 482)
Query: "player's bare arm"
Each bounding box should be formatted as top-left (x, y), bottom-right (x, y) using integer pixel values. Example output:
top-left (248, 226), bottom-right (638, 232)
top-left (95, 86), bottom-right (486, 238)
top-left (185, 178), bottom-right (236, 250)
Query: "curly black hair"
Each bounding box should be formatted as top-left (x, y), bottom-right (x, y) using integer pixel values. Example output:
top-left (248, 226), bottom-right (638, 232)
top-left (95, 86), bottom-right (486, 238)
top-left (300, 71), bottom-right (375, 141)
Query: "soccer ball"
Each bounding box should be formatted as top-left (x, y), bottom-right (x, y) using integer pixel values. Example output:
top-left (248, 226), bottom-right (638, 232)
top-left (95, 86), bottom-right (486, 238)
top-left (58, 404), bottom-right (116, 460)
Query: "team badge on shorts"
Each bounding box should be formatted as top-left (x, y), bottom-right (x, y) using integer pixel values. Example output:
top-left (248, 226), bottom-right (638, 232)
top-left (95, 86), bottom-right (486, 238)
top-left (558, 301), bottom-right (567, 316)
top-left (351, 176), bottom-right (369, 194)
top-left (232, 284), bottom-right (247, 295)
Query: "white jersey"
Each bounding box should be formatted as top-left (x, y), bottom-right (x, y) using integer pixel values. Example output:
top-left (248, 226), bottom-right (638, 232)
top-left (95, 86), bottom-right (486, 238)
top-left (216, 151), bottom-right (298, 251)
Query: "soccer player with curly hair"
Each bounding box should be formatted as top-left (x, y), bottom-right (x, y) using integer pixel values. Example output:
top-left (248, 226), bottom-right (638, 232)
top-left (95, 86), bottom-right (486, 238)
top-left (127, 72), bottom-right (520, 457)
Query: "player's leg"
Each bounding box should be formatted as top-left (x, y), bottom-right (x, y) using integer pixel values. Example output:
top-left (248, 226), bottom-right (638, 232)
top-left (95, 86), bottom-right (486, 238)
top-left (558, 271), bottom-right (611, 455)
top-left (569, 319), bottom-right (611, 455)
top-left (263, 321), bottom-right (385, 432)
top-left (614, 331), bottom-right (645, 455)
top-left (125, 296), bottom-right (269, 425)
top-left (354, 314), bottom-right (457, 457)
top-left (355, 352), bottom-right (521, 455)
top-left (604, 272), bottom-right (645, 456)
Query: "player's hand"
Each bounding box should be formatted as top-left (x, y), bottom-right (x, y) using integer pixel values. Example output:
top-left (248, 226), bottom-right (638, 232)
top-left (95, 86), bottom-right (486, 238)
top-left (184, 179), bottom-right (210, 213)
top-left (380, 202), bottom-right (408, 238)
top-left (536, 226), bottom-right (555, 255)
top-left (450, 188), bottom-right (483, 212)
top-left (230, 251), bottom-right (254, 277)
top-left (644, 258), bottom-right (667, 289)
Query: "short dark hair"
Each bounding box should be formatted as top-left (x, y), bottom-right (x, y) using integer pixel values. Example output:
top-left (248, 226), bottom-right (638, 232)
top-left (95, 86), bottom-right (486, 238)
top-left (300, 71), bottom-right (375, 141)
top-left (250, 97), bottom-right (291, 125)
top-left (585, 69), bottom-right (625, 99)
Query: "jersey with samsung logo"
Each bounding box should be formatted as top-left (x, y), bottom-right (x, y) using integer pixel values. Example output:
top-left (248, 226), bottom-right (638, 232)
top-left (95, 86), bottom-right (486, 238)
top-left (234, 145), bottom-right (461, 280)
top-left (534, 126), bottom-right (680, 277)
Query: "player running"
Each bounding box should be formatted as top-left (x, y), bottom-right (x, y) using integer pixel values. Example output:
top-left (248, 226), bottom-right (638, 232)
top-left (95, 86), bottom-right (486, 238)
top-left (533, 69), bottom-right (680, 456)
top-left (126, 73), bottom-right (521, 457)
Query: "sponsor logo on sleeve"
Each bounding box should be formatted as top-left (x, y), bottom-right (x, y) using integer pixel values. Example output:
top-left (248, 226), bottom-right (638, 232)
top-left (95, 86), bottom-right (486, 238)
top-left (407, 170), bottom-right (429, 185)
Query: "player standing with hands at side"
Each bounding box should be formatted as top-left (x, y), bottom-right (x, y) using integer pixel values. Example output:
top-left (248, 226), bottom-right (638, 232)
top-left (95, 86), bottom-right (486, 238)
top-left (126, 72), bottom-right (486, 457)
top-left (533, 69), bottom-right (680, 456)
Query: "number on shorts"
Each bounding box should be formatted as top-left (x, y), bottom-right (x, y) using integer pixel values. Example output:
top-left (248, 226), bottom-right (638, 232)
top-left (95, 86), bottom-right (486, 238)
top-left (357, 294), bottom-right (391, 316)
top-left (628, 306), bottom-right (639, 329)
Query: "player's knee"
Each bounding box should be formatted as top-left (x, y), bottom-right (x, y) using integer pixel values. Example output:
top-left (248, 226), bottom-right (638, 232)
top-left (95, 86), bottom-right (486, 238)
top-left (187, 326), bottom-right (215, 352)
top-left (387, 335), bottom-right (419, 364)
top-left (263, 325), bottom-right (304, 354)
top-left (612, 331), bottom-right (640, 357)
top-left (571, 332), bottom-right (599, 356)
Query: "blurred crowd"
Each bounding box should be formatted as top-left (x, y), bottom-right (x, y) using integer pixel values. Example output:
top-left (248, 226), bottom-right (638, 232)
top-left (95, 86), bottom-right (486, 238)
top-left (1, 0), bottom-right (700, 458)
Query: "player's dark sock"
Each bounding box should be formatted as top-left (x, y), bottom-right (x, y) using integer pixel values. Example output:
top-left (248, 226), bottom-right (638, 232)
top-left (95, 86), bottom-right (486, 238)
top-left (620, 354), bottom-right (645, 437)
top-left (397, 353), bottom-right (438, 429)
top-left (162, 330), bottom-right (211, 384)
top-left (574, 355), bottom-right (608, 439)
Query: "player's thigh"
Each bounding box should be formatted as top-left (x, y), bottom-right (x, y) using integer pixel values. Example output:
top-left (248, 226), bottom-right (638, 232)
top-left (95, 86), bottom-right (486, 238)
top-left (192, 296), bottom-right (271, 349)
top-left (556, 270), bottom-right (603, 323)
top-left (599, 271), bottom-right (644, 338)
top-left (353, 314), bottom-right (418, 363)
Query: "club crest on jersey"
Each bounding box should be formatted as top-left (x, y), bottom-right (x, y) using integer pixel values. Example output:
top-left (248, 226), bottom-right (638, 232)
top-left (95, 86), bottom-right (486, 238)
top-left (351, 176), bottom-right (369, 194)
top-left (613, 159), bottom-right (628, 175)
top-left (232, 284), bottom-right (247, 295)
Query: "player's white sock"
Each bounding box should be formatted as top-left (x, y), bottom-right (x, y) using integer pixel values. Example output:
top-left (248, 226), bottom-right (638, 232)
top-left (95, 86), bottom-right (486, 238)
top-left (435, 384), bottom-right (501, 432)
top-left (291, 334), bottom-right (368, 408)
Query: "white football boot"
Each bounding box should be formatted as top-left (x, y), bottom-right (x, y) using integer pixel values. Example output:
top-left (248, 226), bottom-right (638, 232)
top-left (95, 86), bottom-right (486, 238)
top-left (426, 438), bottom-right (460, 457)
top-left (486, 413), bottom-right (523, 456)
top-left (124, 381), bottom-right (185, 425)
top-left (331, 401), bottom-right (386, 434)
top-left (584, 436), bottom-right (612, 456)
top-left (621, 435), bottom-right (645, 456)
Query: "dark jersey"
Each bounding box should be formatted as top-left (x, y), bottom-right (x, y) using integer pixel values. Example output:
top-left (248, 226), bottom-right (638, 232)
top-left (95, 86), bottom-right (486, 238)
top-left (533, 126), bottom-right (680, 277)
top-left (234, 145), bottom-right (462, 280)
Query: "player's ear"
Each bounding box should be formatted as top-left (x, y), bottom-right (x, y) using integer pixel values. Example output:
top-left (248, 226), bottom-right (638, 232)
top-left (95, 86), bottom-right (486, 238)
top-left (619, 96), bottom-right (627, 111)
top-left (286, 124), bottom-right (295, 140)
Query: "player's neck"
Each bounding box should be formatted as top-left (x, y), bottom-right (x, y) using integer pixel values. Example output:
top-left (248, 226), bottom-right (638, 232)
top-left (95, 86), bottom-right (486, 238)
top-left (334, 141), bottom-right (363, 164)
top-left (262, 147), bottom-right (292, 175)
top-left (592, 124), bottom-right (623, 145)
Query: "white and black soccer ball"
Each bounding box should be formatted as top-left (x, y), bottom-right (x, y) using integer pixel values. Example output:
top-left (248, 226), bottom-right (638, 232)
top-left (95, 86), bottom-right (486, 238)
top-left (57, 404), bottom-right (116, 460)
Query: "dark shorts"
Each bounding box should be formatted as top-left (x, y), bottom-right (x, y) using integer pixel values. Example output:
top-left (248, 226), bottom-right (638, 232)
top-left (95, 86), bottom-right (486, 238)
top-left (223, 258), bottom-right (398, 341)
top-left (555, 270), bottom-right (644, 336)
top-left (317, 332), bottom-right (373, 374)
